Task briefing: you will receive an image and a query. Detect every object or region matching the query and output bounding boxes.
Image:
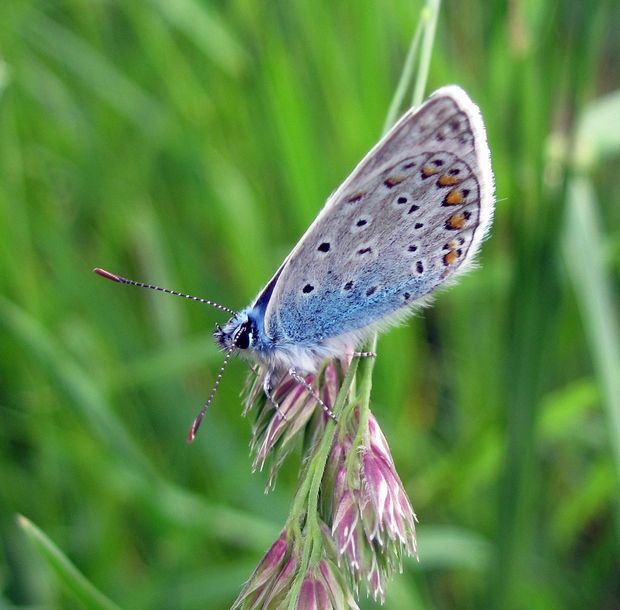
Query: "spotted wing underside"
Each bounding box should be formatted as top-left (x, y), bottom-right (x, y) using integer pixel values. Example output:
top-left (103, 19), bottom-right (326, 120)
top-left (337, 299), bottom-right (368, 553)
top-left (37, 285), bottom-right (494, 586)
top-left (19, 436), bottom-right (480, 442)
top-left (262, 87), bottom-right (494, 345)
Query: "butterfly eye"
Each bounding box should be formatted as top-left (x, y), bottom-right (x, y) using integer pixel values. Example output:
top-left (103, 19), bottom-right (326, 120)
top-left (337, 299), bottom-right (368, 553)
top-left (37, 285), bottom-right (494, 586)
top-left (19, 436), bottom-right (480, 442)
top-left (233, 320), bottom-right (253, 349)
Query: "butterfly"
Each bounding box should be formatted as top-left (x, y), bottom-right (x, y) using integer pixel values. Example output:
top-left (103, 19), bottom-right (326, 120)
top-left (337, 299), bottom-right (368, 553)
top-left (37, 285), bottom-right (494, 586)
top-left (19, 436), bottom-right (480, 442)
top-left (95, 85), bottom-right (494, 439)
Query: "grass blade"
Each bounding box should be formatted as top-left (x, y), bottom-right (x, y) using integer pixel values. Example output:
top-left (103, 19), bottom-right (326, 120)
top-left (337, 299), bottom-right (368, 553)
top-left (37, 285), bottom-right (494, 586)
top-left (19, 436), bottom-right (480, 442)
top-left (563, 176), bottom-right (620, 520)
top-left (17, 515), bottom-right (122, 610)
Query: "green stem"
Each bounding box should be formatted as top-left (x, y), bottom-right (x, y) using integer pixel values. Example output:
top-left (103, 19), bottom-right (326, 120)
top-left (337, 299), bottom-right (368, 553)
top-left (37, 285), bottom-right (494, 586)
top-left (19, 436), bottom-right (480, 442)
top-left (350, 335), bottom-right (378, 456)
top-left (412, 0), bottom-right (441, 108)
top-left (383, 19), bottom-right (424, 134)
top-left (285, 358), bottom-right (360, 609)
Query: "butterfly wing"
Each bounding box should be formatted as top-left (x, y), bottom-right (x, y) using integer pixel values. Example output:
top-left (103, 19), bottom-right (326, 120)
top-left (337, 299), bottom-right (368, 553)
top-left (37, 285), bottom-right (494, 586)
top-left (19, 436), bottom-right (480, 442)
top-left (261, 86), bottom-right (494, 346)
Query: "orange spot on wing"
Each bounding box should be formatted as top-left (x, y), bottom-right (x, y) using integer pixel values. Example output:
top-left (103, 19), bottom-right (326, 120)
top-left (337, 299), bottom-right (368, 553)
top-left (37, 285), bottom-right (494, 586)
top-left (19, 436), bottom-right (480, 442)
top-left (384, 175), bottom-right (406, 188)
top-left (437, 174), bottom-right (461, 187)
top-left (443, 250), bottom-right (458, 266)
top-left (421, 165), bottom-right (440, 178)
top-left (445, 213), bottom-right (466, 230)
top-left (444, 189), bottom-right (465, 205)
top-left (347, 192), bottom-right (365, 203)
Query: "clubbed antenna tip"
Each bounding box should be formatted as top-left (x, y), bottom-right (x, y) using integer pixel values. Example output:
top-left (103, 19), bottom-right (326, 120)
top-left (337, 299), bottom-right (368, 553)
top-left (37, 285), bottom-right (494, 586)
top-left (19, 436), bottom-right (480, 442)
top-left (93, 268), bottom-right (122, 282)
top-left (187, 413), bottom-right (205, 444)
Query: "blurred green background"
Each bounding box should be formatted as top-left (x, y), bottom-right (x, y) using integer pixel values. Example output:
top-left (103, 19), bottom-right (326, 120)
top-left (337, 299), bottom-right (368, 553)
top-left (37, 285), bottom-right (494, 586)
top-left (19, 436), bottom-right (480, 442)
top-left (1, 1), bottom-right (620, 608)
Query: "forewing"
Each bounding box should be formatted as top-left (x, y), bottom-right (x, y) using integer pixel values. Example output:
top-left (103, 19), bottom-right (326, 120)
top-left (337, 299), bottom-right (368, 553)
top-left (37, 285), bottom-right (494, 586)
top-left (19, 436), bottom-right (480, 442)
top-left (262, 86), bottom-right (494, 344)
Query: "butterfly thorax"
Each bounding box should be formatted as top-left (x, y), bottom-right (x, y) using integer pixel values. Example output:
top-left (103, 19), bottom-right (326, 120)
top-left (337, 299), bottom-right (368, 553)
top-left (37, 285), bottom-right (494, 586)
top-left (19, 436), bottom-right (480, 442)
top-left (214, 306), bottom-right (348, 374)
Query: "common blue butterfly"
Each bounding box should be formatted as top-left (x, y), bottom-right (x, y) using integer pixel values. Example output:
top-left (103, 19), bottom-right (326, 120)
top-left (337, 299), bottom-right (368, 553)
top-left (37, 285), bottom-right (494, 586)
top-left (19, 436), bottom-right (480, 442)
top-left (95, 86), bottom-right (494, 438)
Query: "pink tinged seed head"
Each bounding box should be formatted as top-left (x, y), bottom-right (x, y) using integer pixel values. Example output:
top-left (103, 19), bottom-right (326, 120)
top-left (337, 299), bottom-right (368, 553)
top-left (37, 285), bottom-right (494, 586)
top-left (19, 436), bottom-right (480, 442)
top-left (298, 575), bottom-right (331, 610)
top-left (323, 410), bottom-right (418, 602)
top-left (247, 364), bottom-right (347, 488)
top-left (318, 560), bottom-right (361, 610)
top-left (260, 534), bottom-right (289, 571)
top-left (362, 449), bottom-right (417, 554)
top-left (362, 451), bottom-right (389, 524)
top-left (231, 531), bottom-right (293, 610)
top-left (366, 555), bottom-right (386, 603)
top-left (251, 388), bottom-right (318, 475)
top-left (260, 557), bottom-right (298, 608)
top-left (367, 412), bottom-right (394, 466)
top-left (320, 362), bottom-right (340, 411)
top-left (325, 437), bottom-right (353, 510)
top-left (245, 361), bottom-right (347, 480)
top-left (332, 490), bottom-right (361, 564)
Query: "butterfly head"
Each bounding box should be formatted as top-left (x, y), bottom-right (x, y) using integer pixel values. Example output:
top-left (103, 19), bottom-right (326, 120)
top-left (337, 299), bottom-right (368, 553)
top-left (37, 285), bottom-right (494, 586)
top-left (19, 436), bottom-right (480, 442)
top-left (214, 313), bottom-right (257, 351)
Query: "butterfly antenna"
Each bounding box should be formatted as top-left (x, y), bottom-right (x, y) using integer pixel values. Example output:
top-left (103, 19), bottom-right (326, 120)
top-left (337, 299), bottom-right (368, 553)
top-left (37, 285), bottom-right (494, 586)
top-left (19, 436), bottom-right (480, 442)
top-left (187, 347), bottom-right (235, 442)
top-left (93, 268), bottom-right (236, 316)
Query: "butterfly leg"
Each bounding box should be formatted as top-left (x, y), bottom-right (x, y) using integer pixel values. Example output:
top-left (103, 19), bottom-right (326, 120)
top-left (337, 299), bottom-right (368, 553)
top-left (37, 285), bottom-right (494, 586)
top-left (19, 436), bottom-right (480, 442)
top-left (352, 351), bottom-right (377, 358)
top-left (288, 368), bottom-right (337, 422)
top-left (262, 373), bottom-right (289, 421)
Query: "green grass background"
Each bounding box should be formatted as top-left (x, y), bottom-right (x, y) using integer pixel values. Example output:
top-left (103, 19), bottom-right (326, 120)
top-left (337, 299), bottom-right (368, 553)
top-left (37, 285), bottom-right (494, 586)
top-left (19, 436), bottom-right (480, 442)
top-left (1, 1), bottom-right (620, 608)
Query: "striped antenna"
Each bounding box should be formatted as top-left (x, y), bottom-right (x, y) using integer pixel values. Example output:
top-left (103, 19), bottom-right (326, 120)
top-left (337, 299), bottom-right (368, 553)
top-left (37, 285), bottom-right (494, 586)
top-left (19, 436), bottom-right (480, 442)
top-left (93, 268), bottom-right (236, 316)
top-left (187, 347), bottom-right (235, 442)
